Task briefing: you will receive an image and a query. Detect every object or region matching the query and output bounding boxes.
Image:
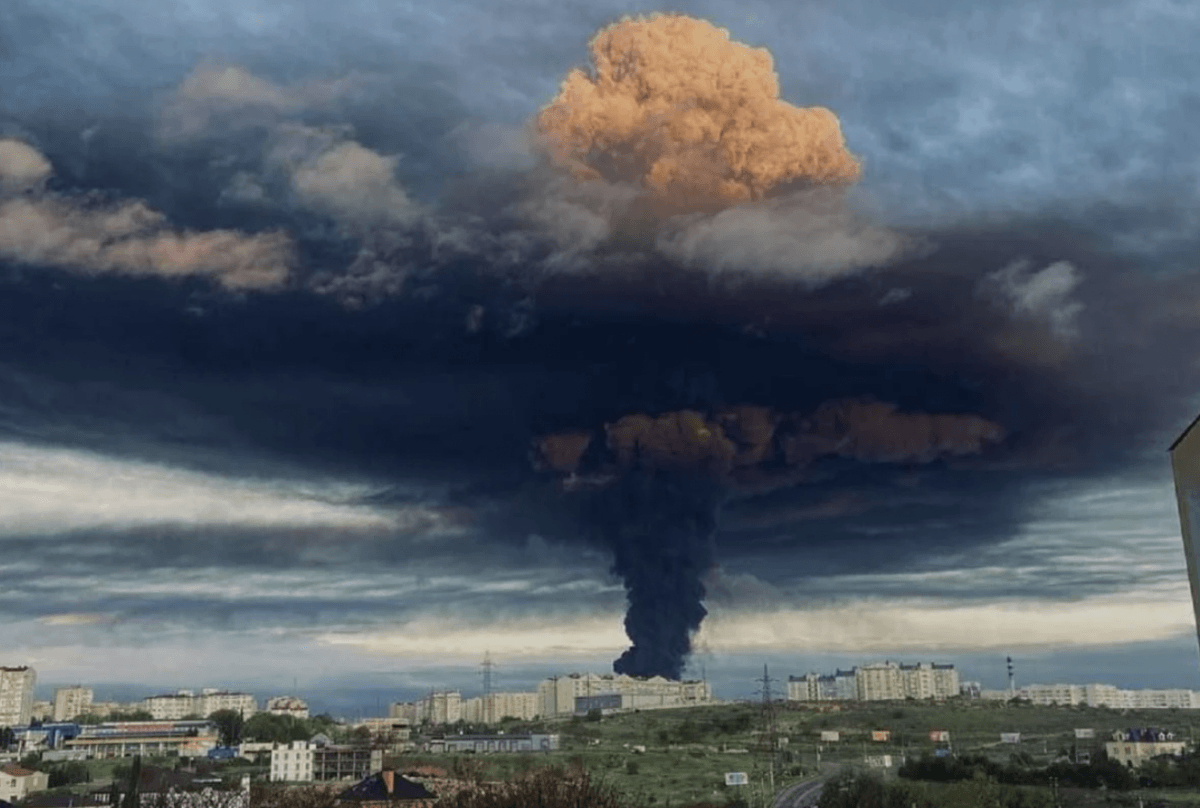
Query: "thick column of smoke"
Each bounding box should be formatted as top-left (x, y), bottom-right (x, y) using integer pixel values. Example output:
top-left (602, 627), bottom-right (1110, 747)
top-left (588, 470), bottom-right (722, 679)
top-left (535, 403), bottom-right (1004, 679)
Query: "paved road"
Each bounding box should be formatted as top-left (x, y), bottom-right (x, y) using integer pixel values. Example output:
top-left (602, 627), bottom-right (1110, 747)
top-left (772, 765), bottom-right (840, 808)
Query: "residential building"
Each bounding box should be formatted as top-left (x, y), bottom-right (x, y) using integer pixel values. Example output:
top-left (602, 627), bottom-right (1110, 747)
top-left (266, 697), bottom-right (309, 719)
top-left (1105, 728), bottom-right (1187, 767)
top-left (142, 693), bottom-right (198, 721)
top-left (54, 687), bottom-right (94, 722)
top-left (537, 673), bottom-right (713, 716)
top-left (30, 702), bottom-right (53, 722)
top-left (83, 702), bottom-right (123, 719)
top-left (0, 667), bottom-right (36, 728)
top-left (0, 763), bottom-right (49, 803)
top-left (142, 690), bottom-right (256, 720)
top-left (195, 690), bottom-right (256, 718)
top-left (856, 663), bottom-right (905, 701)
top-left (395, 692), bottom-right (462, 725)
top-left (788, 663), bottom-right (958, 702)
top-left (426, 734), bottom-right (559, 754)
top-left (270, 740), bottom-right (314, 782)
top-left (959, 682), bottom-right (982, 699)
top-left (314, 745), bottom-right (383, 782)
top-left (63, 720), bottom-right (218, 759)
top-left (1021, 684), bottom-right (1200, 709)
top-left (461, 692), bottom-right (539, 723)
top-left (337, 769), bottom-right (435, 807)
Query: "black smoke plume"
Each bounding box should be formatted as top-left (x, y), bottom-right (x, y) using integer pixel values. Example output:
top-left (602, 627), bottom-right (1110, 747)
top-left (588, 470), bottom-right (722, 679)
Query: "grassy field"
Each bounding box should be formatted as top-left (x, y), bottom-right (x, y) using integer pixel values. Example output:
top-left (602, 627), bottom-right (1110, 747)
top-left (385, 699), bottom-right (1200, 806)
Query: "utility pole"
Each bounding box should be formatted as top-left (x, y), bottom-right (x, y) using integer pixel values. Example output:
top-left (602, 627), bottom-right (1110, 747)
top-left (755, 664), bottom-right (778, 801)
top-left (481, 652), bottom-right (496, 724)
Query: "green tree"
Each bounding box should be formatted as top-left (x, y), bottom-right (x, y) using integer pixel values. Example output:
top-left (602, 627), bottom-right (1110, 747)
top-left (121, 755), bottom-right (141, 808)
top-left (208, 709), bottom-right (246, 746)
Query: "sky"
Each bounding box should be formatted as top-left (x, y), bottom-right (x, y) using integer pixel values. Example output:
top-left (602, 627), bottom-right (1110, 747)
top-left (2, 0), bottom-right (1200, 714)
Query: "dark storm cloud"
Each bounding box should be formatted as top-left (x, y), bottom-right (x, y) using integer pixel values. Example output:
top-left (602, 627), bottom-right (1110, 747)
top-left (2, 0), bottom-right (1199, 679)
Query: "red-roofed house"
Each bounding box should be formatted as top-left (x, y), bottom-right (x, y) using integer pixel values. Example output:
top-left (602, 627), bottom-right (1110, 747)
top-left (0, 762), bottom-right (49, 803)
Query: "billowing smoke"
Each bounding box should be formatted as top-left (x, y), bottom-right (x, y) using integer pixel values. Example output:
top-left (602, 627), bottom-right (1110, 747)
top-left (535, 14), bottom-right (861, 212)
top-left (534, 402), bottom-right (1005, 677)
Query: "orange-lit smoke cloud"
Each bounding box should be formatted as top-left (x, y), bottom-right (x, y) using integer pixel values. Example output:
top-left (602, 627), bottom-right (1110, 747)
top-left (533, 399), bottom-right (1005, 488)
top-left (535, 14), bottom-right (862, 210)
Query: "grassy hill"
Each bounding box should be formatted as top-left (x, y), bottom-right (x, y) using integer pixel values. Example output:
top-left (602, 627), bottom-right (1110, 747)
top-left (387, 699), bottom-right (1200, 806)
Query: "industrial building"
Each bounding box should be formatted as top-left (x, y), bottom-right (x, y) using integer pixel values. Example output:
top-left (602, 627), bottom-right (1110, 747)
top-left (62, 721), bottom-right (219, 759)
top-left (0, 667), bottom-right (36, 728)
top-left (425, 734), bottom-right (559, 754)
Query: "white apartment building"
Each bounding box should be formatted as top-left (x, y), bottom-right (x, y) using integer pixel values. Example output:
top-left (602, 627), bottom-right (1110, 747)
top-left (1020, 683), bottom-right (1200, 709)
top-left (30, 701), bottom-right (54, 722)
top-left (269, 740), bottom-right (314, 782)
top-left (266, 697), bottom-right (309, 719)
top-left (390, 691), bottom-right (463, 725)
top-left (143, 690), bottom-right (257, 720)
top-left (462, 692), bottom-right (540, 723)
top-left (53, 687), bottom-right (94, 722)
top-left (856, 663), bottom-right (905, 701)
top-left (537, 673), bottom-right (714, 716)
top-left (788, 662), bottom-right (959, 702)
top-left (196, 690), bottom-right (257, 717)
top-left (0, 666), bottom-right (36, 727)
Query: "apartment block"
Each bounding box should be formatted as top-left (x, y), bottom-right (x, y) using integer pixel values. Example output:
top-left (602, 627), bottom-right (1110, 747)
top-left (54, 687), bottom-right (94, 722)
top-left (461, 692), bottom-right (539, 723)
top-left (266, 697), bottom-right (309, 719)
top-left (270, 740), bottom-right (315, 782)
top-left (788, 662), bottom-right (958, 702)
top-left (538, 673), bottom-right (714, 717)
top-left (142, 690), bottom-right (257, 720)
top-left (0, 667), bottom-right (37, 727)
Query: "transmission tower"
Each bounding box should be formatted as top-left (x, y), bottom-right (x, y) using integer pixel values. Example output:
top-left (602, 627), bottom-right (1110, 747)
top-left (1007, 656), bottom-right (1016, 697)
top-left (754, 664), bottom-right (779, 803)
top-left (481, 652), bottom-right (498, 724)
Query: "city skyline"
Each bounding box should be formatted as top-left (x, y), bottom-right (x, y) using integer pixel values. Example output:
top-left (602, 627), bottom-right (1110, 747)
top-left (1, 0), bottom-right (1199, 692)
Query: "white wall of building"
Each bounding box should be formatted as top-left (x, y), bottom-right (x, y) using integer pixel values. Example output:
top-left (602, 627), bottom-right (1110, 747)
top-left (0, 667), bottom-right (36, 727)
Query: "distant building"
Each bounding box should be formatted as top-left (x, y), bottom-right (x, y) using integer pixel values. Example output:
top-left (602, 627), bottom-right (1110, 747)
top-left (54, 687), bottom-right (94, 722)
top-left (266, 697), bottom-right (309, 719)
top-left (270, 740), bottom-right (382, 783)
top-left (0, 667), bottom-right (36, 728)
top-left (959, 682), bottom-right (982, 699)
top-left (142, 690), bottom-right (256, 720)
top-left (1020, 684), bottom-right (1200, 709)
top-left (1105, 728), bottom-right (1186, 767)
top-left (461, 692), bottom-right (539, 723)
top-left (788, 662), bottom-right (957, 702)
top-left (426, 734), bottom-right (559, 754)
top-left (62, 720), bottom-right (219, 759)
top-left (537, 673), bottom-right (712, 716)
top-left (29, 701), bottom-right (53, 722)
top-left (270, 740), bottom-right (314, 782)
top-left (0, 763), bottom-right (49, 803)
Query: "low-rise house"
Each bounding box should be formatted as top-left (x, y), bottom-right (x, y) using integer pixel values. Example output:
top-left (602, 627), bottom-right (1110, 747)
top-left (337, 769), bottom-right (435, 807)
top-left (1105, 728), bottom-right (1187, 767)
top-left (0, 763), bottom-right (50, 803)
